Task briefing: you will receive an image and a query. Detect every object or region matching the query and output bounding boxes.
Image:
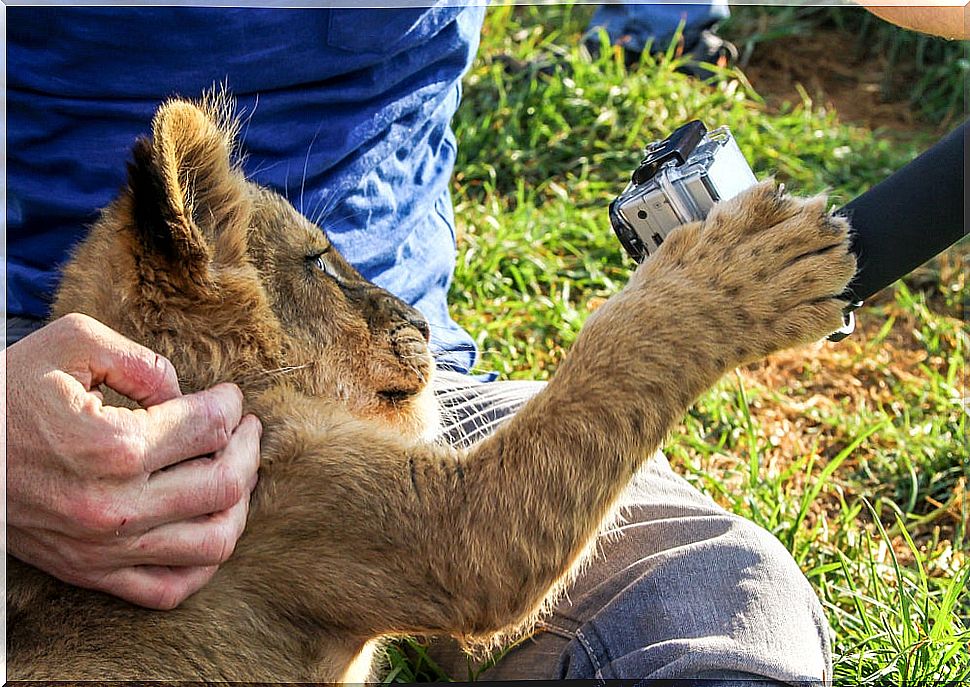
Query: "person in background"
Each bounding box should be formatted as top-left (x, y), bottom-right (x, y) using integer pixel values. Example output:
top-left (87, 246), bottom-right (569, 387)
top-left (585, 1), bottom-right (736, 76)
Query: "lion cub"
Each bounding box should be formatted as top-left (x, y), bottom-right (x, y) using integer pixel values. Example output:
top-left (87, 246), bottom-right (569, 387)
top-left (7, 94), bottom-right (856, 682)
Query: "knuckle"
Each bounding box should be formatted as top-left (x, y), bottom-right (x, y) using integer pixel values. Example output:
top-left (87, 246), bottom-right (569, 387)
top-left (68, 543), bottom-right (108, 572)
top-left (216, 461), bottom-right (246, 508)
top-left (247, 413), bottom-right (264, 439)
top-left (206, 400), bottom-right (234, 450)
top-left (155, 354), bottom-right (178, 386)
top-left (57, 565), bottom-right (102, 590)
top-left (148, 582), bottom-right (186, 611)
top-left (164, 568), bottom-right (214, 609)
top-left (202, 523), bottom-right (237, 564)
top-left (70, 492), bottom-right (120, 536)
top-left (234, 498), bottom-right (251, 532)
top-left (55, 543), bottom-right (89, 573)
top-left (140, 354), bottom-right (170, 400)
top-left (105, 433), bottom-right (147, 478)
top-left (225, 383), bottom-right (244, 407)
top-left (244, 423), bottom-right (262, 464)
top-left (58, 312), bottom-right (97, 340)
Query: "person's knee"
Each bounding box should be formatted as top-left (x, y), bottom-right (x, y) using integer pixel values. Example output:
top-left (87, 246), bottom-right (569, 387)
top-left (718, 516), bottom-right (798, 578)
top-left (699, 515), bottom-right (832, 677)
top-left (582, 511), bottom-right (832, 681)
top-left (704, 516), bottom-right (824, 615)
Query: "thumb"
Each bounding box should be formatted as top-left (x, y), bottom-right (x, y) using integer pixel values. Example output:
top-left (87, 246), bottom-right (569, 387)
top-left (71, 316), bottom-right (182, 407)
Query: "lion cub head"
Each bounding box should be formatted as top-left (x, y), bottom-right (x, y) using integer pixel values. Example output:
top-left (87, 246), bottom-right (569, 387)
top-left (53, 94), bottom-right (439, 439)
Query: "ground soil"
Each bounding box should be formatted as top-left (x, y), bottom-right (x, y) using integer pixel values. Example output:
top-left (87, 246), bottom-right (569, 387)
top-left (742, 27), bottom-right (942, 138)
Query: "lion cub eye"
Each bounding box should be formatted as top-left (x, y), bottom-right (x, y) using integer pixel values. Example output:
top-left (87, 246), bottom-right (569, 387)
top-left (308, 251), bottom-right (339, 281)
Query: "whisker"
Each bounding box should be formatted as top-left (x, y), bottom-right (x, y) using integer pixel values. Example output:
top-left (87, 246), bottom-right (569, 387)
top-left (440, 405), bottom-right (527, 447)
top-left (447, 420), bottom-right (509, 447)
top-left (433, 381), bottom-right (544, 402)
top-left (430, 343), bottom-right (505, 357)
top-left (439, 405), bottom-right (527, 442)
top-left (299, 122), bottom-right (324, 216)
top-left (306, 192), bottom-right (341, 228)
top-left (431, 350), bottom-right (507, 376)
top-left (310, 206), bottom-right (372, 230)
top-left (245, 363), bottom-right (315, 379)
top-left (397, 351), bottom-right (429, 361)
top-left (237, 93), bottom-right (260, 154)
top-left (432, 370), bottom-right (545, 446)
top-left (246, 157), bottom-right (288, 181)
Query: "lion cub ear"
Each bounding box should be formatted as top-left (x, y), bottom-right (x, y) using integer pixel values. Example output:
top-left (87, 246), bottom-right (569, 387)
top-left (126, 98), bottom-right (250, 280)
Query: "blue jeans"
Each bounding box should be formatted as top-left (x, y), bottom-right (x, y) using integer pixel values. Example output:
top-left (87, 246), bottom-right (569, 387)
top-left (587, 1), bottom-right (730, 54)
top-left (430, 370), bottom-right (832, 684)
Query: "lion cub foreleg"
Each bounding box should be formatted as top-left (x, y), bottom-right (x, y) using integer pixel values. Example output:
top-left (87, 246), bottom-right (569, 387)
top-left (242, 182), bottom-right (856, 653)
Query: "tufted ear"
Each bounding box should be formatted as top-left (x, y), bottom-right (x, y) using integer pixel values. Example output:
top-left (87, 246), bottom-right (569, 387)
top-left (126, 95), bottom-right (250, 280)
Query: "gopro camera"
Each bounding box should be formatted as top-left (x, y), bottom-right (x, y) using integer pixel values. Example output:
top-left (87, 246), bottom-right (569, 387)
top-left (610, 120), bottom-right (757, 263)
top-left (610, 120), bottom-right (859, 340)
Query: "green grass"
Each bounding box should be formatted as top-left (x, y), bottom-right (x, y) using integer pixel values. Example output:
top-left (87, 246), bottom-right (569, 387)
top-left (385, 3), bottom-right (968, 682)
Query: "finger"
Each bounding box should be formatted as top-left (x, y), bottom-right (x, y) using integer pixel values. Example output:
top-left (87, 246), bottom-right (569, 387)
top-left (141, 384), bottom-right (246, 471)
top-left (96, 383), bottom-right (245, 474)
top-left (120, 494), bottom-right (250, 567)
top-left (67, 314), bottom-right (182, 407)
top-left (123, 413), bottom-right (260, 531)
top-left (10, 524), bottom-right (215, 609)
top-left (93, 564), bottom-right (218, 610)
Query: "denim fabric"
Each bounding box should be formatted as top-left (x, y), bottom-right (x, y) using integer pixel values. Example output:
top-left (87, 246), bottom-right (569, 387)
top-left (430, 371), bottom-right (832, 684)
top-left (6, 5), bottom-right (485, 373)
top-left (5, 317), bottom-right (45, 348)
top-left (587, 2), bottom-right (730, 54)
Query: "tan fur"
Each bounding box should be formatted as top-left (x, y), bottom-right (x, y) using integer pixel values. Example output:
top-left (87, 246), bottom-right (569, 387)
top-left (7, 94), bottom-right (856, 682)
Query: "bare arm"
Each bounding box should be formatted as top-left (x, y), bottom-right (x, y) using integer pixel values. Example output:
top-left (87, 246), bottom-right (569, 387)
top-left (855, 1), bottom-right (968, 40)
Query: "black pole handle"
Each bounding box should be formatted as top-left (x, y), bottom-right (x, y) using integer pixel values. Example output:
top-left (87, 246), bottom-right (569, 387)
top-left (839, 119), bottom-right (968, 303)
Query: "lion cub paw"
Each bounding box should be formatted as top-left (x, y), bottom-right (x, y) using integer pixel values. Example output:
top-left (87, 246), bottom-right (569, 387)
top-left (646, 180), bottom-right (857, 365)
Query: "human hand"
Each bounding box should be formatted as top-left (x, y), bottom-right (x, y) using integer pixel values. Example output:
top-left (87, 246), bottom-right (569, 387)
top-left (2, 313), bottom-right (261, 609)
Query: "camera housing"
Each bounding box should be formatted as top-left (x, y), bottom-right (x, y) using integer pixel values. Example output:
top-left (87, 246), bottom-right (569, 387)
top-left (610, 120), bottom-right (860, 341)
top-left (609, 120), bottom-right (757, 263)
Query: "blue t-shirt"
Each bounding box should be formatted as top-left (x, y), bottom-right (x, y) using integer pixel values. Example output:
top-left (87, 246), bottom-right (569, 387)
top-left (7, 5), bottom-right (486, 373)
